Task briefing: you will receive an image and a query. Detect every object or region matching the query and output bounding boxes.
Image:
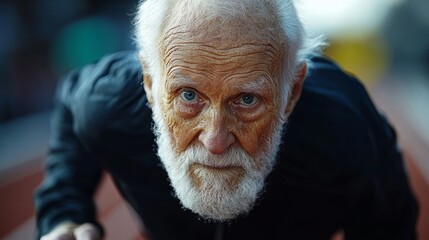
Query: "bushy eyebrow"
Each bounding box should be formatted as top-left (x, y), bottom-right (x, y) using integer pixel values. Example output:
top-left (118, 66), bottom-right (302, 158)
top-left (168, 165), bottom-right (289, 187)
top-left (166, 75), bottom-right (199, 91)
top-left (166, 74), bottom-right (274, 96)
top-left (234, 77), bottom-right (274, 95)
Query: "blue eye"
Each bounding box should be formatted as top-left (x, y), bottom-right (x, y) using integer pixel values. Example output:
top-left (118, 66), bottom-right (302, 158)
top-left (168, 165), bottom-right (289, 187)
top-left (239, 94), bottom-right (258, 106)
top-left (180, 89), bottom-right (198, 102)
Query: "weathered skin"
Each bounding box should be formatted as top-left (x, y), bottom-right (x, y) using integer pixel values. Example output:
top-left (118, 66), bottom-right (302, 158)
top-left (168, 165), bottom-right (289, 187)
top-left (142, 3), bottom-right (306, 188)
top-left (159, 18), bottom-right (284, 158)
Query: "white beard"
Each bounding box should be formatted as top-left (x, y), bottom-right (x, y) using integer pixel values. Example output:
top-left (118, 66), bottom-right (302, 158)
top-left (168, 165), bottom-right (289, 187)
top-left (152, 102), bottom-right (286, 221)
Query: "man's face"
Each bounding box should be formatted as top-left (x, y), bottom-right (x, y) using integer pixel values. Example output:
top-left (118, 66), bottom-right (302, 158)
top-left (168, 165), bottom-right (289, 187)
top-left (150, 16), bottom-right (287, 220)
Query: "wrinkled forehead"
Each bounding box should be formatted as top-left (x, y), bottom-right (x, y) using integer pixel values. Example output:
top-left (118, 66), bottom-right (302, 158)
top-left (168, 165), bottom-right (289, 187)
top-left (160, 1), bottom-right (284, 52)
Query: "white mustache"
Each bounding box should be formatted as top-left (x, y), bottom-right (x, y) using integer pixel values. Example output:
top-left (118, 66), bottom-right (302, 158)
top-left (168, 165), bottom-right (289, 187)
top-left (178, 144), bottom-right (253, 168)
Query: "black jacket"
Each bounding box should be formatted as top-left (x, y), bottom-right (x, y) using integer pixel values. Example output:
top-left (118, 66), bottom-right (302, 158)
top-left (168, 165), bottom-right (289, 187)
top-left (35, 51), bottom-right (418, 240)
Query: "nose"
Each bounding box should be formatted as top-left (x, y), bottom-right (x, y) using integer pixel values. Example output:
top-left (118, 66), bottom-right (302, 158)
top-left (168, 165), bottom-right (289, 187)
top-left (198, 115), bottom-right (235, 155)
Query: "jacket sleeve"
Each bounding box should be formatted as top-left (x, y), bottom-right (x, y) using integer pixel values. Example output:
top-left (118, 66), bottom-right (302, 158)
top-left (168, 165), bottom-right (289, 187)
top-left (372, 115), bottom-right (419, 240)
top-left (342, 75), bottom-right (419, 240)
top-left (34, 69), bottom-right (104, 239)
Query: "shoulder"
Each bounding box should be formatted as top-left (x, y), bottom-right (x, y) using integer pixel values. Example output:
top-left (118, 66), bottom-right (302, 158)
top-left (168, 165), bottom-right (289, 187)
top-left (280, 56), bottom-right (389, 183)
top-left (289, 56), bottom-right (380, 148)
top-left (57, 51), bottom-right (153, 146)
top-left (303, 56), bottom-right (374, 118)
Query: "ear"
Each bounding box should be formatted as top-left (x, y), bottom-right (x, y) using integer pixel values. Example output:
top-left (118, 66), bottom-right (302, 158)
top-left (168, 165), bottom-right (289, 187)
top-left (143, 73), bottom-right (154, 107)
top-left (140, 55), bottom-right (154, 107)
top-left (285, 63), bottom-right (307, 117)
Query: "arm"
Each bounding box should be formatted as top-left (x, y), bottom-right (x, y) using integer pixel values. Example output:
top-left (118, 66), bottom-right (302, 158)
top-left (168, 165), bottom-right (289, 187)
top-left (34, 70), bottom-right (104, 239)
top-left (342, 77), bottom-right (418, 240)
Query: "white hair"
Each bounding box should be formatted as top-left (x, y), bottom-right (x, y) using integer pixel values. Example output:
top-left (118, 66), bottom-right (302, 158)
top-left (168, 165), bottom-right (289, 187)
top-left (133, 0), bottom-right (325, 111)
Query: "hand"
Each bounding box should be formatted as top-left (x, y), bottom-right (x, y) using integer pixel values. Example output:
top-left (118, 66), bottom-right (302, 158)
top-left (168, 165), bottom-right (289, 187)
top-left (330, 229), bottom-right (345, 240)
top-left (41, 222), bottom-right (101, 240)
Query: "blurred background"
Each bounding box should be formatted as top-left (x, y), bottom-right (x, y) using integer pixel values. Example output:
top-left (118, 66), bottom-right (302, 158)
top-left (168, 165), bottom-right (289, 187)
top-left (0, 0), bottom-right (428, 239)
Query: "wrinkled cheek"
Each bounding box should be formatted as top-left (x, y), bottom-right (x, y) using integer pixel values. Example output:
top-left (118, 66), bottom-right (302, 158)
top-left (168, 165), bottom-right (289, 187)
top-left (163, 111), bottom-right (200, 153)
top-left (158, 101), bottom-right (178, 146)
top-left (239, 112), bottom-right (279, 158)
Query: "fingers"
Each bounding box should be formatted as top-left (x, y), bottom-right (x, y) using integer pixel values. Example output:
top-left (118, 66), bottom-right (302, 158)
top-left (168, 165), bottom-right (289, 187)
top-left (41, 234), bottom-right (74, 240)
top-left (330, 229), bottom-right (345, 240)
top-left (41, 222), bottom-right (101, 240)
top-left (41, 222), bottom-right (78, 240)
top-left (73, 223), bottom-right (101, 240)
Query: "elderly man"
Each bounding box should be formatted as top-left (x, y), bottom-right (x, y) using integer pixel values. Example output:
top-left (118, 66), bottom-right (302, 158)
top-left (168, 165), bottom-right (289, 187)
top-left (35, 0), bottom-right (418, 239)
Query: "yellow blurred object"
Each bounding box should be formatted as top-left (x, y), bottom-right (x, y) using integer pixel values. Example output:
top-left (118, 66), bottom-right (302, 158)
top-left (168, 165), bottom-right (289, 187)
top-left (324, 34), bottom-right (389, 87)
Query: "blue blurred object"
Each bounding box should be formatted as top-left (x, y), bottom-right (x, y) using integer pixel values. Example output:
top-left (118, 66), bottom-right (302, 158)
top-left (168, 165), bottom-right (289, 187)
top-left (381, 0), bottom-right (429, 77)
top-left (35, 0), bottom-right (87, 40)
top-left (0, 0), bottom-right (137, 122)
top-left (0, 3), bottom-right (17, 57)
top-left (51, 16), bottom-right (122, 73)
